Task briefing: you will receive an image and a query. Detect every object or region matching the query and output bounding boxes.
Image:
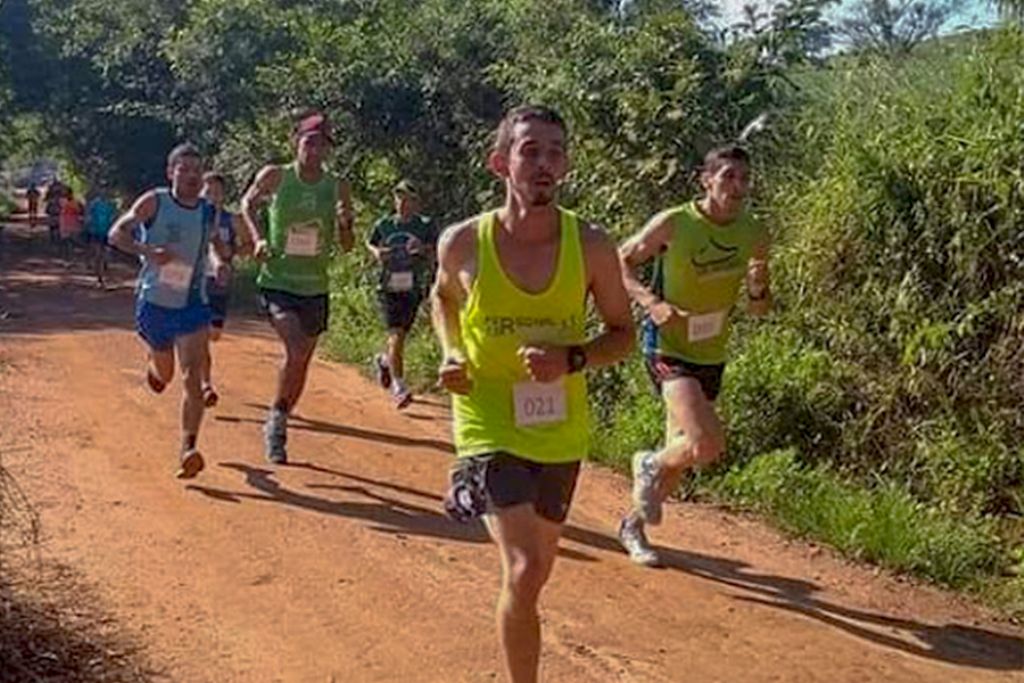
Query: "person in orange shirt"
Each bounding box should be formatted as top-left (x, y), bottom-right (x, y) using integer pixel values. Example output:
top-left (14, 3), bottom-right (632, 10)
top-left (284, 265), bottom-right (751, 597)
top-left (59, 188), bottom-right (85, 262)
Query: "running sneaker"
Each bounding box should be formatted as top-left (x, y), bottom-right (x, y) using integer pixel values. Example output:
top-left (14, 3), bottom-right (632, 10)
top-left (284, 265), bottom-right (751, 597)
top-left (375, 353), bottom-right (392, 390)
top-left (175, 448), bottom-right (205, 480)
top-left (202, 384), bottom-right (219, 408)
top-left (618, 516), bottom-right (660, 567)
top-left (264, 409), bottom-right (288, 464)
top-left (146, 366), bottom-right (167, 394)
top-left (632, 450), bottom-right (663, 525)
top-left (393, 387), bottom-right (413, 410)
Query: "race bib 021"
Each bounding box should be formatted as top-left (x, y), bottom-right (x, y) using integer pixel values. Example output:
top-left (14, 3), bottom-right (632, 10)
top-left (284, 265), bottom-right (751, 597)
top-left (513, 380), bottom-right (568, 427)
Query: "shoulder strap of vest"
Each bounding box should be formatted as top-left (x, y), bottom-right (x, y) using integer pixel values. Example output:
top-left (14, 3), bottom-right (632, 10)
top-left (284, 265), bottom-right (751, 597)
top-left (476, 210), bottom-right (496, 276)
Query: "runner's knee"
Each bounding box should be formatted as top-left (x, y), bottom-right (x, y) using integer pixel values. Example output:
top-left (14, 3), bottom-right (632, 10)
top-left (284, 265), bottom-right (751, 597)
top-left (660, 429), bottom-right (724, 469)
top-left (691, 431), bottom-right (725, 467)
top-left (504, 552), bottom-right (550, 605)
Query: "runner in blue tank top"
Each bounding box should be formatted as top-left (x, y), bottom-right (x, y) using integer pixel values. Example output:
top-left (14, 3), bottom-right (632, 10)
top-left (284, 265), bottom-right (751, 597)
top-left (108, 143), bottom-right (232, 480)
top-left (198, 171), bottom-right (245, 408)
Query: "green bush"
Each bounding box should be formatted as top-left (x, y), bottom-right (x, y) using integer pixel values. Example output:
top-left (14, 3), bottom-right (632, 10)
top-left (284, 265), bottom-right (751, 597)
top-left (744, 30), bottom-right (1024, 508)
top-left (719, 326), bottom-right (854, 466)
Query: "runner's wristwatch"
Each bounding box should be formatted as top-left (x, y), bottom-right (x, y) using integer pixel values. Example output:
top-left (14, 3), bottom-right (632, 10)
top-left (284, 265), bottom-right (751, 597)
top-left (567, 345), bottom-right (587, 374)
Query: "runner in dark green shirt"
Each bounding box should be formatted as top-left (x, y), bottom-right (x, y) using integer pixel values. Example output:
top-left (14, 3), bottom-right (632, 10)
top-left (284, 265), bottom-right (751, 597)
top-left (366, 180), bottom-right (439, 409)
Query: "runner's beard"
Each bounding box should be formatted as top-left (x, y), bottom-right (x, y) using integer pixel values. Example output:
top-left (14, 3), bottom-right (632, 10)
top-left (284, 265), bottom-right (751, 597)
top-left (530, 189), bottom-right (556, 207)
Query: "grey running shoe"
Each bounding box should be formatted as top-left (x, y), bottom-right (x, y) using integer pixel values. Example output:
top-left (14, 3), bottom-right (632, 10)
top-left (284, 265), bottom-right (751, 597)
top-left (393, 387), bottom-right (413, 410)
top-left (631, 450), bottom-right (662, 525)
top-left (375, 354), bottom-right (392, 390)
top-left (618, 517), bottom-right (660, 567)
top-left (264, 409), bottom-right (288, 464)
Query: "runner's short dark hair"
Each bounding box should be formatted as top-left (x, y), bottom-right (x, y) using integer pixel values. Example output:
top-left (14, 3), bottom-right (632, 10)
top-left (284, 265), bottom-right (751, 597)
top-left (203, 171), bottom-right (227, 188)
top-left (702, 145), bottom-right (750, 173)
top-left (493, 105), bottom-right (568, 154)
top-left (167, 143), bottom-right (201, 169)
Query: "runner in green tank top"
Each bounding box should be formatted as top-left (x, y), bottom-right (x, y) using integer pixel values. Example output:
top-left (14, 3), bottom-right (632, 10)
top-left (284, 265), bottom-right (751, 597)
top-left (240, 111), bottom-right (354, 464)
top-left (616, 146), bottom-right (773, 566)
top-left (431, 106), bottom-right (634, 683)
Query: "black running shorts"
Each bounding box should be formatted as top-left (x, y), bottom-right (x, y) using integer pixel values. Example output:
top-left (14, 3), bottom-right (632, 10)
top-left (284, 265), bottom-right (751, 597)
top-left (259, 287), bottom-right (329, 338)
top-left (378, 290), bottom-right (422, 332)
top-left (644, 353), bottom-right (725, 402)
top-left (447, 452), bottom-right (581, 524)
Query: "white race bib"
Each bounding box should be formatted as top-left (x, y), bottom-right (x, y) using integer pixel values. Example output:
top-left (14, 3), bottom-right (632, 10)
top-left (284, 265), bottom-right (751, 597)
top-left (513, 380), bottom-right (567, 427)
top-left (687, 311), bottom-right (726, 342)
top-left (387, 271), bottom-right (415, 293)
top-left (285, 222), bottom-right (321, 257)
top-left (158, 261), bottom-right (194, 291)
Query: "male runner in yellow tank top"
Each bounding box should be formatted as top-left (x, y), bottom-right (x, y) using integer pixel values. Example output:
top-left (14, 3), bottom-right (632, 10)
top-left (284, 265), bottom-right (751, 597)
top-left (431, 106), bottom-right (634, 683)
top-left (617, 146), bottom-right (772, 566)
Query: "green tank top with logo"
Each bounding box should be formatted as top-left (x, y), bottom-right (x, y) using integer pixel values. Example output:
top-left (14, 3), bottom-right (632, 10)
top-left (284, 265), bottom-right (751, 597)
top-left (453, 209), bottom-right (589, 464)
top-left (257, 164), bottom-right (338, 296)
top-left (647, 201), bottom-right (766, 365)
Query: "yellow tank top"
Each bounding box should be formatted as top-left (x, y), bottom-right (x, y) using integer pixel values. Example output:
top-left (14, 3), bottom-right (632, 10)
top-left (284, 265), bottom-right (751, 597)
top-left (453, 209), bottom-right (589, 463)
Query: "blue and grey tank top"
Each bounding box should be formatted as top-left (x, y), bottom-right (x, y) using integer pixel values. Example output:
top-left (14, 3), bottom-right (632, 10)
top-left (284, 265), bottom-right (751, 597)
top-left (137, 189), bottom-right (212, 309)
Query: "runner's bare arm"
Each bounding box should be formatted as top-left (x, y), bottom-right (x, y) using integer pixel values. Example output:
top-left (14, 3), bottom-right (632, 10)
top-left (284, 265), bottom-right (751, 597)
top-left (209, 229), bottom-right (230, 269)
top-left (232, 214), bottom-right (253, 258)
top-left (107, 192), bottom-right (159, 258)
top-left (747, 238), bottom-right (772, 317)
top-left (619, 210), bottom-right (676, 311)
top-left (430, 220), bottom-right (476, 360)
top-left (336, 180), bottom-right (354, 252)
top-left (240, 165), bottom-right (283, 245)
top-left (430, 220), bottom-right (478, 395)
top-left (365, 238), bottom-right (392, 262)
top-left (365, 237), bottom-right (384, 261)
top-left (581, 225), bottom-right (635, 368)
top-left (434, 220), bottom-right (477, 358)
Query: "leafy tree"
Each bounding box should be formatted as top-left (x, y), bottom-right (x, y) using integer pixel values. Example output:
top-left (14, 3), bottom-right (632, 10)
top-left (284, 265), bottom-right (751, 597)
top-left (835, 0), bottom-right (967, 55)
top-left (729, 0), bottom-right (837, 64)
top-left (991, 0), bottom-right (1024, 21)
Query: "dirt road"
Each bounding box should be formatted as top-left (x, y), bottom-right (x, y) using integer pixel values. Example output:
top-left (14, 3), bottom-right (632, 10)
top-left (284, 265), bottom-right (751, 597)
top-left (1, 221), bottom-right (1021, 682)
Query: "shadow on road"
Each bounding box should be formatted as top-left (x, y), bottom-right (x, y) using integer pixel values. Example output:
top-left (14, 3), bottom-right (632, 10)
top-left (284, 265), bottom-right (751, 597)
top-left (187, 461), bottom-right (596, 563)
top-left (189, 459), bottom-right (1023, 672)
top-left (215, 403), bottom-right (455, 454)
